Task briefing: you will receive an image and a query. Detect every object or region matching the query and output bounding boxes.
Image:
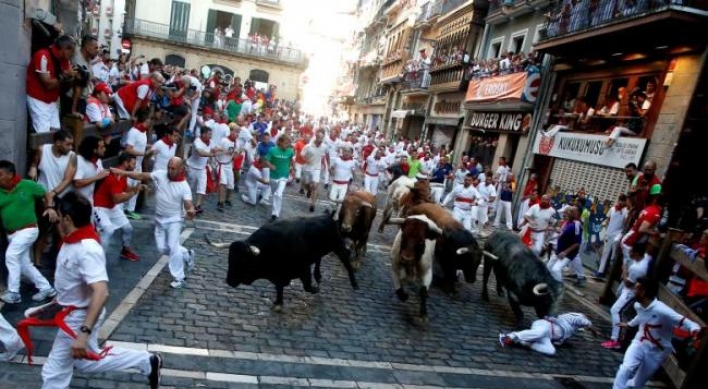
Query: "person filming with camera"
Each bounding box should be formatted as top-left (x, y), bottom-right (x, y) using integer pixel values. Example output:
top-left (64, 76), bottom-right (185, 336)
top-left (64, 35), bottom-right (99, 119)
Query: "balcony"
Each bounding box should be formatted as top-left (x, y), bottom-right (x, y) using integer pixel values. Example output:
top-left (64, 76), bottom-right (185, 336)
top-left (256, 0), bottom-right (282, 9)
top-left (358, 93), bottom-right (388, 106)
top-left (487, 0), bottom-right (547, 24)
top-left (429, 61), bottom-right (469, 93)
top-left (124, 19), bottom-right (306, 67)
top-left (440, 0), bottom-right (471, 16)
top-left (400, 70), bottom-right (430, 96)
top-left (414, 0), bottom-right (443, 29)
top-left (380, 57), bottom-right (406, 83)
top-left (534, 1), bottom-right (708, 58)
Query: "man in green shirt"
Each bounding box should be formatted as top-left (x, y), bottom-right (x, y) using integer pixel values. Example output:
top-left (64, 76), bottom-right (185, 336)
top-left (265, 134), bottom-right (295, 221)
top-left (226, 99), bottom-right (242, 122)
top-left (407, 148), bottom-right (423, 178)
top-left (0, 160), bottom-right (59, 304)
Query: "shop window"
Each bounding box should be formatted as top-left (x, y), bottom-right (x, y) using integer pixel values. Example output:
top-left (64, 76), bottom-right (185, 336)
top-left (467, 134), bottom-right (499, 165)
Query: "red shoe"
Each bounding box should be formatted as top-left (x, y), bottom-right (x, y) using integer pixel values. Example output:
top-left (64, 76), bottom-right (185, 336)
top-left (121, 247), bottom-right (140, 262)
top-left (600, 340), bottom-right (621, 350)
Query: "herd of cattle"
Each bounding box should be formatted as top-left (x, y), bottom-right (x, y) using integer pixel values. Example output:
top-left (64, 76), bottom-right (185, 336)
top-left (212, 176), bottom-right (564, 323)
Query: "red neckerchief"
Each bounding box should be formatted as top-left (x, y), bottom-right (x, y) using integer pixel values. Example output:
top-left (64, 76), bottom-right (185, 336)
top-left (63, 225), bottom-right (101, 244)
top-left (341, 156), bottom-right (353, 161)
top-left (228, 134), bottom-right (237, 142)
top-left (170, 171), bottom-right (186, 182)
top-left (89, 156), bottom-right (99, 168)
top-left (6, 174), bottom-right (22, 192)
top-left (199, 136), bottom-right (210, 145)
top-left (161, 135), bottom-right (174, 147)
top-left (539, 202), bottom-right (551, 209)
top-left (615, 204), bottom-right (624, 212)
top-left (134, 123), bottom-right (148, 133)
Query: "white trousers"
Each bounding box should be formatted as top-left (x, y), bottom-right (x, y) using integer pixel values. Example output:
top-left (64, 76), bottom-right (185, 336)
top-left (599, 233), bottom-right (622, 274)
top-left (476, 205), bottom-right (489, 227)
top-left (188, 166), bottom-right (207, 195)
top-left (188, 97), bottom-right (200, 134)
top-left (155, 220), bottom-right (189, 281)
top-left (94, 207), bottom-right (132, 253)
top-left (27, 96), bottom-right (60, 133)
top-left (219, 167), bottom-right (235, 189)
top-left (270, 178), bottom-right (288, 217)
top-left (329, 183), bottom-right (349, 203)
top-left (494, 200), bottom-right (513, 229)
top-left (0, 313), bottom-right (23, 357)
top-left (517, 198), bottom-right (531, 227)
top-left (510, 319), bottom-right (557, 356)
top-left (547, 252), bottom-right (585, 282)
top-left (243, 181), bottom-right (270, 205)
top-left (529, 231), bottom-right (547, 255)
top-left (430, 184), bottom-right (445, 204)
top-left (613, 340), bottom-right (669, 389)
top-left (452, 207), bottom-right (475, 232)
top-left (5, 227), bottom-right (52, 293)
top-left (41, 309), bottom-right (152, 389)
top-left (294, 163), bottom-right (303, 179)
top-left (611, 286), bottom-right (636, 340)
top-left (125, 166), bottom-right (142, 212)
top-left (364, 175), bottom-right (379, 195)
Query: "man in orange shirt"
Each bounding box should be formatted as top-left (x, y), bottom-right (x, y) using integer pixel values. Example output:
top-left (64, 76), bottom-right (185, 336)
top-left (293, 133), bottom-right (310, 194)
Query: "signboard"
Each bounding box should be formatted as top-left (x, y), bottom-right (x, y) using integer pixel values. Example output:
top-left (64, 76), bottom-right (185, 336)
top-left (468, 111), bottom-right (532, 133)
top-left (431, 94), bottom-right (464, 117)
top-left (533, 132), bottom-right (647, 169)
top-left (465, 72), bottom-right (526, 103)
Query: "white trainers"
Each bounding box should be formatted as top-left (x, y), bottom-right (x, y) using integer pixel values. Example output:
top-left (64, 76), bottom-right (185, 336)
top-left (170, 279), bottom-right (187, 289)
top-left (0, 291), bottom-right (21, 304)
top-left (32, 288), bottom-right (57, 302)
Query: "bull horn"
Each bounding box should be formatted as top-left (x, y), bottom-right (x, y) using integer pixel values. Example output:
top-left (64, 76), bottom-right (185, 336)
top-left (387, 218), bottom-right (405, 225)
top-left (204, 234), bottom-right (230, 248)
top-left (427, 223), bottom-right (443, 236)
top-left (456, 247), bottom-right (469, 255)
top-left (249, 245), bottom-right (261, 255)
top-left (482, 250), bottom-right (499, 260)
top-left (533, 283), bottom-right (549, 296)
top-left (360, 202), bottom-right (373, 208)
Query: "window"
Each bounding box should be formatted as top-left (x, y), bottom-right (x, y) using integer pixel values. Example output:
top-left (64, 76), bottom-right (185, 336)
top-left (488, 37), bottom-right (504, 59)
top-left (250, 17), bottom-right (279, 38)
top-left (509, 29), bottom-right (528, 54)
top-left (532, 24), bottom-right (544, 45)
top-left (169, 0), bottom-right (191, 40)
top-left (584, 81), bottom-right (603, 108)
top-left (249, 69), bottom-right (269, 83)
top-left (165, 54), bottom-right (186, 68)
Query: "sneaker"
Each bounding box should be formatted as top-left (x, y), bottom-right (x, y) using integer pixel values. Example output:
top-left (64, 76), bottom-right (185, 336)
top-left (195, 206), bottom-right (204, 214)
top-left (309, 205), bottom-right (315, 213)
top-left (270, 215), bottom-right (278, 221)
top-left (32, 287), bottom-right (57, 302)
top-left (121, 247), bottom-right (140, 262)
top-left (125, 211), bottom-right (142, 220)
top-left (601, 340), bottom-right (621, 350)
top-left (217, 203), bottom-right (224, 212)
top-left (299, 188), bottom-right (305, 194)
top-left (592, 271), bottom-right (605, 279)
top-left (170, 279), bottom-right (187, 289)
top-left (0, 342), bottom-right (24, 362)
top-left (185, 249), bottom-right (196, 272)
top-left (0, 291), bottom-right (21, 304)
top-left (225, 200), bottom-right (233, 207)
top-left (149, 352), bottom-right (163, 389)
top-left (499, 334), bottom-right (513, 348)
top-left (574, 277), bottom-right (587, 287)
top-left (260, 198), bottom-right (270, 206)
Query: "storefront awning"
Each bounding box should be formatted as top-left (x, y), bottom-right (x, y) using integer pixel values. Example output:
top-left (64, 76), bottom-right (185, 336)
top-left (391, 109), bottom-right (426, 119)
top-left (427, 117), bottom-right (460, 126)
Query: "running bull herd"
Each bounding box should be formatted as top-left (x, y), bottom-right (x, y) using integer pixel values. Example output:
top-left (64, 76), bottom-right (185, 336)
top-left (207, 176), bottom-right (563, 324)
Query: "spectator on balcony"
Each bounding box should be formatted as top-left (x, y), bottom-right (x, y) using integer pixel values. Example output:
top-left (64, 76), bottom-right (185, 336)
top-left (499, 52), bottom-right (513, 72)
top-left (574, 96), bottom-right (595, 130)
top-left (606, 90), bottom-right (648, 147)
top-left (26, 34), bottom-right (76, 133)
top-left (643, 78), bottom-right (657, 106)
top-left (568, 0), bottom-right (591, 32)
top-left (592, 0), bottom-right (617, 26)
top-left (598, 88), bottom-right (624, 118)
top-left (224, 25), bottom-right (234, 46)
top-left (419, 49), bottom-right (431, 87)
top-left (63, 35), bottom-right (99, 119)
top-left (84, 82), bottom-right (114, 129)
top-left (114, 71), bottom-right (163, 121)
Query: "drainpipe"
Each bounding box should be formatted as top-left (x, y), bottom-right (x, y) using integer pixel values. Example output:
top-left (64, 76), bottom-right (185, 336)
top-left (511, 54), bottom-right (556, 218)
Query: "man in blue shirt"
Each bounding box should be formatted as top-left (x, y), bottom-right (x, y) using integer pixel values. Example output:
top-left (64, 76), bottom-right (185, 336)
top-left (546, 206), bottom-right (583, 283)
top-left (430, 156), bottom-right (453, 203)
top-left (252, 114), bottom-right (269, 137)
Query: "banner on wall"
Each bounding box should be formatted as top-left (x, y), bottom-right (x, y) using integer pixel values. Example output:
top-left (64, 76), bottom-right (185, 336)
top-left (465, 72), bottom-right (526, 103)
top-left (533, 132), bottom-right (647, 169)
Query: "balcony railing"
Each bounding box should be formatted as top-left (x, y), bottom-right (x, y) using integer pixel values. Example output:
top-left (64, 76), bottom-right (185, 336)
top-left (124, 19), bottom-right (305, 65)
top-left (539, 0), bottom-right (708, 42)
top-left (488, 0), bottom-right (518, 14)
top-left (440, 0), bottom-right (469, 15)
top-left (401, 70), bottom-right (430, 92)
top-left (429, 62), bottom-right (469, 91)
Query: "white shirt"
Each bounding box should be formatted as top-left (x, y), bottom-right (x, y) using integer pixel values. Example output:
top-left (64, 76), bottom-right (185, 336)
top-left (213, 123), bottom-right (230, 145)
top-left (443, 184), bottom-right (480, 211)
top-left (628, 299), bottom-right (701, 351)
top-left (74, 156), bottom-right (104, 204)
top-left (550, 313), bottom-right (593, 344)
top-left (331, 158), bottom-right (357, 183)
top-left (55, 238), bottom-right (108, 308)
top-left (92, 61), bottom-right (110, 83)
top-left (151, 170), bottom-right (192, 223)
top-left (495, 165), bottom-right (511, 183)
top-left (38, 144), bottom-right (74, 196)
top-left (125, 127), bottom-right (148, 168)
top-left (151, 139), bottom-right (177, 172)
top-left (325, 137), bottom-right (341, 159)
top-left (216, 136), bottom-right (237, 169)
top-left (524, 204), bottom-right (557, 231)
top-left (188, 137), bottom-right (212, 170)
top-left (606, 206), bottom-right (628, 238)
top-left (365, 155), bottom-right (387, 176)
top-left (245, 165), bottom-right (266, 192)
top-left (626, 255), bottom-right (650, 283)
top-left (302, 142), bottom-right (327, 171)
top-left (85, 100), bottom-right (111, 123)
top-left (474, 183), bottom-right (494, 206)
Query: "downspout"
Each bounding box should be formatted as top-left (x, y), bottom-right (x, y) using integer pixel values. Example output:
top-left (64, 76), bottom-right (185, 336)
top-left (511, 54), bottom-right (556, 217)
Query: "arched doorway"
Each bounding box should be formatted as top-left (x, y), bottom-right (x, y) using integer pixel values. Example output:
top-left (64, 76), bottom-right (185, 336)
top-left (165, 54), bottom-right (186, 68)
top-left (249, 69), bottom-right (269, 83)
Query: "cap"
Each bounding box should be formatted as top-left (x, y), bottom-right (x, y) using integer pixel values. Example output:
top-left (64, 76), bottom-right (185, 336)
top-left (649, 184), bottom-right (662, 196)
top-left (94, 82), bottom-right (113, 96)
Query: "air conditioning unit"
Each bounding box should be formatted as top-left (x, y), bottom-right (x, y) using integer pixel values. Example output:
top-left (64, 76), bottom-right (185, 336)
top-left (104, 28), bottom-right (112, 38)
top-left (106, 6), bottom-right (113, 16)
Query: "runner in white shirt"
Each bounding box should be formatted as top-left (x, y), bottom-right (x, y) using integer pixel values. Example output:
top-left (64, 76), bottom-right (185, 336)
top-left (442, 173), bottom-right (480, 232)
top-left (499, 312), bottom-right (597, 356)
top-left (114, 157), bottom-right (197, 289)
top-left (181, 74), bottom-right (204, 135)
top-left (215, 125), bottom-right (240, 212)
top-left (41, 192), bottom-right (162, 389)
top-left (323, 130), bottom-right (341, 188)
top-left (73, 136), bottom-right (108, 206)
top-left (123, 110), bottom-right (153, 219)
top-left (187, 127), bottom-right (222, 213)
top-left (521, 194), bottom-right (558, 255)
top-left (329, 148), bottom-right (358, 205)
top-left (364, 149), bottom-right (387, 195)
top-left (596, 194), bottom-right (629, 278)
top-left (241, 160), bottom-right (270, 206)
top-left (151, 127), bottom-right (179, 172)
top-left (475, 178), bottom-right (497, 232)
top-left (301, 130), bottom-right (328, 212)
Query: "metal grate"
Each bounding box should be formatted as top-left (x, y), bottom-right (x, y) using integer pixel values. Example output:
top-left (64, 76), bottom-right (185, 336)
top-left (550, 159), bottom-right (628, 203)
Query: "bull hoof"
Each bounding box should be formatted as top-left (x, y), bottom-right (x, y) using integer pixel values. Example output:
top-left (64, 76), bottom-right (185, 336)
top-left (271, 303), bottom-right (283, 312)
top-left (304, 285), bottom-right (319, 294)
top-left (352, 260), bottom-right (361, 271)
top-left (351, 281), bottom-right (359, 290)
top-left (396, 288), bottom-right (409, 302)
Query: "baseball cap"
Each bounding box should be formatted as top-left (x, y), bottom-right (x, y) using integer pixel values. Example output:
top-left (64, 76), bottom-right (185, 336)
top-left (94, 82), bottom-right (113, 96)
top-left (649, 184), bottom-right (662, 196)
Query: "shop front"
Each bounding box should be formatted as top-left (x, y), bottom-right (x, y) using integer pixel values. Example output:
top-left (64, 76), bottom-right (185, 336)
top-left (392, 97), bottom-right (427, 141)
top-left (426, 93), bottom-right (465, 152)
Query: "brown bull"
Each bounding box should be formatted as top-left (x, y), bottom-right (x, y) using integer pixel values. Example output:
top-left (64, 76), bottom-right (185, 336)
top-left (378, 177), bottom-right (433, 233)
top-left (338, 191), bottom-right (377, 269)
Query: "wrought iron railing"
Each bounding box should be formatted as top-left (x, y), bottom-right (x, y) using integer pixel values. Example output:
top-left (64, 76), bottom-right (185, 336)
top-left (401, 70), bottom-right (430, 91)
top-left (124, 19), bottom-right (305, 65)
top-left (539, 0), bottom-right (708, 41)
top-left (488, 0), bottom-right (518, 14)
top-left (441, 0), bottom-right (470, 15)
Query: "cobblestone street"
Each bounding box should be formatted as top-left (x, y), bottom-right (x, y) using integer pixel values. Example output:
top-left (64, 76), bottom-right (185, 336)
top-left (0, 183), bottom-right (655, 389)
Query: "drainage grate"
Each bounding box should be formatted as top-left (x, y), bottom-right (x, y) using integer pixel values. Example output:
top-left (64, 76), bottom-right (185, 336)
top-left (553, 377), bottom-right (588, 389)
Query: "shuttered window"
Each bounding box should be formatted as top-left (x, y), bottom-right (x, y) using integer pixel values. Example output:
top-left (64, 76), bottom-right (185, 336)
top-left (550, 159), bottom-right (628, 203)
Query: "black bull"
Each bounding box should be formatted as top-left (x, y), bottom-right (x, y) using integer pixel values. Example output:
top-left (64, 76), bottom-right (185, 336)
top-left (482, 231), bottom-right (564, 324)
top-left (218, 213), bottom-right (359, 309)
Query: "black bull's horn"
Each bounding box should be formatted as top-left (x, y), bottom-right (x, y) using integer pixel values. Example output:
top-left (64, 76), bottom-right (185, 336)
top-left (533, 283), bottom-right (549, 296)
top-left (204, 234), bottom-right (260, 255)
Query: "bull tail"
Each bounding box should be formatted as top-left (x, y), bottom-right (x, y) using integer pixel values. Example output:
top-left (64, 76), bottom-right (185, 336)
top-left (204, 234), bottom-right (231, 248)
